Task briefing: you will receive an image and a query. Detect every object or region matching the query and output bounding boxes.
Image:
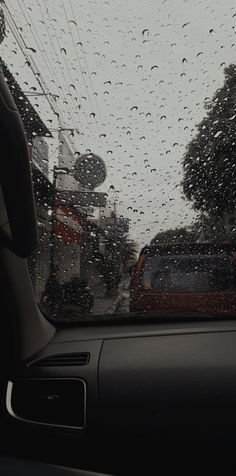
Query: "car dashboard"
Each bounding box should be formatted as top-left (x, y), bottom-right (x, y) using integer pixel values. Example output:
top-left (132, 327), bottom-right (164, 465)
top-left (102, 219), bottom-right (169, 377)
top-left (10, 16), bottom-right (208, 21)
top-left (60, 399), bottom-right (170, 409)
top-left (3, 317), bottom-right (236, 474)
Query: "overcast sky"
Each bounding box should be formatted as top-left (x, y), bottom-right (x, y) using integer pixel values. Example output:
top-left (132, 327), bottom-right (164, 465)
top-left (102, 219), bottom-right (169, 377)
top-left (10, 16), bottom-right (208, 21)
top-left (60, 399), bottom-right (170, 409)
top-left (2, 0), bottom-right (236, 248)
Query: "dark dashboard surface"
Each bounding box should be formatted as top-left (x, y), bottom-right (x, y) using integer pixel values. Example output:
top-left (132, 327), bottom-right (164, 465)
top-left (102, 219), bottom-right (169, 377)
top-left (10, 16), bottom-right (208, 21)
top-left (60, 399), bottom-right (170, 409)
top-left (5, 318), bottom-right (236, 474)
top-left (16, 318), bottom-right (236, 434)
top-left (51, 317), bottom-right (236, 342)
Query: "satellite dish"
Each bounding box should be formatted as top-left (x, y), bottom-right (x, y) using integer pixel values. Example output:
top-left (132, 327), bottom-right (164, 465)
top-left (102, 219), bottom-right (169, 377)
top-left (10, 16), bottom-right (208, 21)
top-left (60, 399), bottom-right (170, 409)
top-left (74, 153), bottom-right (106, 189)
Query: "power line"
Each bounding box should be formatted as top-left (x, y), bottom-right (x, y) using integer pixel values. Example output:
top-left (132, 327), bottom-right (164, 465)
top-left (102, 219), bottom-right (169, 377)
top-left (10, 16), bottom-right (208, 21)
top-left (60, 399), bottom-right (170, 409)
top-left (5, 0), bottom-right (118, 194)
top-left (68, 0), bottom-right (104, 128)
top-left (13, 0), bottom-right (71, 145)
top-left (8, 0), bottom-right (109, 159)
top-left (14, 0), bottom-right (63, 98)
top-left (2, 0), bottom-right (58, 118)
top-left (41, 0), bottom-right (98, 150)
top-left (5, 0), bottom-right (88, 163)
top-left (6, 0), bottom-right (79, 149)
top-left (65, 0), bottom-right (104, 146)
top-left (13, 0), bottom-right (87, 152)
top-left (65, 1), bottom-right (124, 193)
top-left (35, 0), bottom-right (88, 151)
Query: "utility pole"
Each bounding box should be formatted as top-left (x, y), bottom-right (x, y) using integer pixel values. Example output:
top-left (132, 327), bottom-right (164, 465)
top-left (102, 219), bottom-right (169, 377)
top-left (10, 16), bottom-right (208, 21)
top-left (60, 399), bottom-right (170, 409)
top-left (113, 200), bottom-right (118, 294)
top-left (48, 127), bottom-right (80, 281)
top-left (3, 1), bottom-right (79, 156)
top-left (48, 165), bottom-right (59, 281)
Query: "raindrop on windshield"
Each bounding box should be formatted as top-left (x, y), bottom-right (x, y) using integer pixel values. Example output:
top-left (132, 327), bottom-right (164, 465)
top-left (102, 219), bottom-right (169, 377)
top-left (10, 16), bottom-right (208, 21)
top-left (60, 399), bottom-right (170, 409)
top-left (214, 130), bottom-right (223, 138)
top-left (142, 28), bottom-right (149, 38)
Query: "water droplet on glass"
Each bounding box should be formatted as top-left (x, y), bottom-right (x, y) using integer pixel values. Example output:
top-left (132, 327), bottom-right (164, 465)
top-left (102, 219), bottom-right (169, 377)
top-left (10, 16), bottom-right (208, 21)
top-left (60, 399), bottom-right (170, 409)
top-left (142, 28), bottom-right (149, 38)
top-left (182, 22), bottom-right (190, 29)
top-left (26, 46), bottom-right (36, 53)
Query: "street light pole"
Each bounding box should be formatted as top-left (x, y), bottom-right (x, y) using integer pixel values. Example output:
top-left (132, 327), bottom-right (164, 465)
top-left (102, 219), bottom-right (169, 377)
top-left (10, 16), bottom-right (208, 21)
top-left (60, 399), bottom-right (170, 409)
top-left (113, 199), bottom-right (118, 294)
top-left (48, 164), bottom-right (71, 280)
top-left (48, 127), bottom-right (76, 282)
top-left (48, 165), bottom-right (58, 281)
top-left (49, 129), bottom-right (61, 281)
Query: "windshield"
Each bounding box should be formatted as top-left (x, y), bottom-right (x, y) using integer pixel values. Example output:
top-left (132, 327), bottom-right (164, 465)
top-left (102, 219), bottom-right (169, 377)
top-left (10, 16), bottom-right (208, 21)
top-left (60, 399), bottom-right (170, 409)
top-left (141, 254), bottom-right (236, 292)
top-left (2, 0), bottom-right (236, 320)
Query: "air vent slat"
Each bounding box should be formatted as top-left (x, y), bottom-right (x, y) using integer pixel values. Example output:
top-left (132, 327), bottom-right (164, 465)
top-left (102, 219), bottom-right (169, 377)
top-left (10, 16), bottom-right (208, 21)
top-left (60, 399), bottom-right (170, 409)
top-left (31, 352), bottom-right (90, 367)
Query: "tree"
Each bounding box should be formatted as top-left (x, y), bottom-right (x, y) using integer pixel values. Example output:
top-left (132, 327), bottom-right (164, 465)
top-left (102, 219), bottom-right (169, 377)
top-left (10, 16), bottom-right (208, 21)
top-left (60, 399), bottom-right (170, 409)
top-left (151, 226), bottom-right (198, 245)
top-left (191, 212), bottom-right (236, 243)
top-left (190, 213), bottom-right (227, 242)
top-left (101, 235), bottom-right (137, 292)
top-left (182, 64), bottom-right (236, 216)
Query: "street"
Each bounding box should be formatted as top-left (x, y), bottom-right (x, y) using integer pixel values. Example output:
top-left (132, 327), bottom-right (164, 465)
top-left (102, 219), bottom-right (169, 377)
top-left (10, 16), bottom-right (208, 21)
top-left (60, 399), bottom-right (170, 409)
top-left (92, 275), bottom-right (130, 315)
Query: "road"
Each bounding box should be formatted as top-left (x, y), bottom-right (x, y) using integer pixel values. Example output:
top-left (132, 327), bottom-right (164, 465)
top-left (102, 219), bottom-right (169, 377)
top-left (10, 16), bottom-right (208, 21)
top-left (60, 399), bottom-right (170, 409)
top-left (42, 276), bottom-right (131, 322)
top-left (92, 276), bottom-right (130, 315)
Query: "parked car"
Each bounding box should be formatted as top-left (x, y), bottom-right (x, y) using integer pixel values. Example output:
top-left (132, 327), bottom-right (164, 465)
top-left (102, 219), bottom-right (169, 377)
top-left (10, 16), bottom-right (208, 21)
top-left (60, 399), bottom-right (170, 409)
top-left (130, 244), bottom-right (236, 316)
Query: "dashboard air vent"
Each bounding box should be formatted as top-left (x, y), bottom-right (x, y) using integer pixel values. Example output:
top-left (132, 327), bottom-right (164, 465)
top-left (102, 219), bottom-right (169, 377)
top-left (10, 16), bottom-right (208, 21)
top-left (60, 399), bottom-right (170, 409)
top-left (31, 352), bottom-right (90, 367)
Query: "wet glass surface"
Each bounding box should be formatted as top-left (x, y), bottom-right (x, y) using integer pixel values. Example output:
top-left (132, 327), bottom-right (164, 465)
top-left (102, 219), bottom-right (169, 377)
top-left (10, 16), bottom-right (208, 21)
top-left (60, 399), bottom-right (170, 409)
top-left (2, 0), bottom-right (236, 320)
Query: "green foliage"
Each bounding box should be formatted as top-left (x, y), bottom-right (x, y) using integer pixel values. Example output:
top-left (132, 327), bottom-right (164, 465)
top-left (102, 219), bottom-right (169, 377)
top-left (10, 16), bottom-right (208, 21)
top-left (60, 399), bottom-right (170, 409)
top-left (151, 226), bottom-right (197, 245)
top-left (104, 235), bottom-right (137, 275)
top-left (182, 64), bottom-right (236, 215)
top-left (192, 212), bottom-right (236, 243)
top-left (95, 230), bottom-right (137, 292)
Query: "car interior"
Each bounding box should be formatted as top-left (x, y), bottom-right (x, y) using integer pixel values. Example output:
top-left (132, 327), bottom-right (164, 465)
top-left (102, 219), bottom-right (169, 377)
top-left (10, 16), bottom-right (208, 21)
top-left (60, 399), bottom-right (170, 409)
top-left (2, 1), bottom-right (236, 475)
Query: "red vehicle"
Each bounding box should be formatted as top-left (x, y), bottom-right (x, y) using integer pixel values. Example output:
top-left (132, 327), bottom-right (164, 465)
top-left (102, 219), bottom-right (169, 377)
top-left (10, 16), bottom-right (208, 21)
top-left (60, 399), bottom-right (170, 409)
top-left (130, 244), bottom-right (236, 316)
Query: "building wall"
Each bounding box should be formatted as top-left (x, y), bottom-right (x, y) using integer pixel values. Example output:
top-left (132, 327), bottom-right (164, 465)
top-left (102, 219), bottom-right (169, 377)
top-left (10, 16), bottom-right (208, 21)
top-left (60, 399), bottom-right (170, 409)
top-left (31, 137), bottom-right (49, 178)
top-left (57, 133), bottom-right (82, 192)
